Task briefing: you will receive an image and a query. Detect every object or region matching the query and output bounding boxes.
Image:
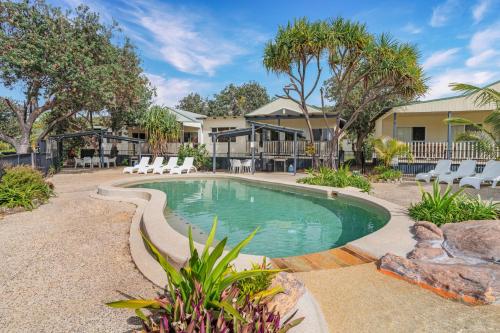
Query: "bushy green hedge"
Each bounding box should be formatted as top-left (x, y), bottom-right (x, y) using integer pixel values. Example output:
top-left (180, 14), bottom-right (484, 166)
top-left (178, 144), bottom-right (210, 170)
top-left (298, 165), bottom-right (372, 192)
top-left (372, 166), bottom-right (402, 181)
top-left (408, 182), bottom-right (498, 226)
top-left (0, 166), bottom-right (53, 210)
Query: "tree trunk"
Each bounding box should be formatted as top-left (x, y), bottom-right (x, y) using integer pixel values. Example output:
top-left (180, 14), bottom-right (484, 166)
top-left (14, 132), bottom-right (31, 154)
top-left (355, 133), bottom-right (366, 166)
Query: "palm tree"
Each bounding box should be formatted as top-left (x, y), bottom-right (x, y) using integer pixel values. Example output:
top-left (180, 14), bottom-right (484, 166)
top-left (371, 137), bottom-right (413, 168)
top-left (140, 106), bottom-right (181, 157)
top-left (444, 83), bottom-right (500, 149)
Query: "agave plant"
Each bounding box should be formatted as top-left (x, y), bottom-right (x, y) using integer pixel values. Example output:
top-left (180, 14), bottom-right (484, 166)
top-left (107, 219), bottom-right (302, 332)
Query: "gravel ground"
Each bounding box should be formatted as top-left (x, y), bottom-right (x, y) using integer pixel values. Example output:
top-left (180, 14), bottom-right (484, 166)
top-left (0, 169), bottom-right (159, 333)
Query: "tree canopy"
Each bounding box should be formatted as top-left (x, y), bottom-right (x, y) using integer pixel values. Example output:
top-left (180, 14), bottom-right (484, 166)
top-left (176, 81), bottom-right (270, 116)
top-left (0, 0), bottom-right (152, 153)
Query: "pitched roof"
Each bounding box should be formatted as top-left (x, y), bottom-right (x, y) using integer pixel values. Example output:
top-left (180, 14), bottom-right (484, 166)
top-left (245, 98), bottom-right (324, 117)
top-left (169, 108), bottom-right (206, 124)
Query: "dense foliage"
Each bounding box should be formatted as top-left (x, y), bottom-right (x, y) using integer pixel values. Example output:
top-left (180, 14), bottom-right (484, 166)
top-left (108, 219), bottom-right (302, 332)
top-left (176, 81), bottom-right (270, 116)
top-left (408, 182), bottom-right (499, 226)
top-left (298, 165), bottom-right (372, 192)
top-left (139, 106), bottom-right (181, 157)
top-left (372, 166), bottom-right (403, 181)
top-left (178, 144), bottom-right (210, 170)
top-left (371, 137), bottom-right (413, 167)
top-left (0, 0), bottom-right (152, 153)
top-left (0, 166), bottom-right (53, 210)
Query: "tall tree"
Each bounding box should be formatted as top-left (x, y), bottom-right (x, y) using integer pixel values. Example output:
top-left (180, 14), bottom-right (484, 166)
top-left (140, 106), bottom-right (181, 157)
top-left (176, 93), bottom-right (207, 115)
top-left (0, 1), bottom-right (151, 153)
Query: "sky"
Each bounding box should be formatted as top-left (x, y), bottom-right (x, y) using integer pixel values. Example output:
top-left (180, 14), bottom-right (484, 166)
top-left (7, 0), bottom-right (500, 107)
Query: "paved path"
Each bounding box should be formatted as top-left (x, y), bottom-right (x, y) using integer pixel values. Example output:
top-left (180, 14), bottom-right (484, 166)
top-left (0, 169), bottom-right (159, 333)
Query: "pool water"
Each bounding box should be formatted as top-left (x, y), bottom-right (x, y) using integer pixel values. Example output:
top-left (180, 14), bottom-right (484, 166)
top-left (133, 179), bottom-right (389, 258)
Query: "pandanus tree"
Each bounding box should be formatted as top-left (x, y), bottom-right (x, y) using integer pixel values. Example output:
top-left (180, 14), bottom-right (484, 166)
top-left (371, 136), bottom-right (413, 168)
top-left (444, 83), bottom-right (500, 153)
top-left (140, 106), bottom-right (181, 157)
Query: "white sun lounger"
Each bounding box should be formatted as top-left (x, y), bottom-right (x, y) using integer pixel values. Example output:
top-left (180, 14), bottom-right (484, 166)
top-left (459, 160), bottom-right (500, 189)
top-left (415, 160), bottom-right (452, 183)
top-left (170, 157), bottom-right (197, 174)
top-left (123, 156), bottom-right (150, 174)
top-left (153, 157), bottom-right (178, 174)
top-left (138, 156), bottom-right (163, 174)
top-left (437, 160), bottom-right (477, 185)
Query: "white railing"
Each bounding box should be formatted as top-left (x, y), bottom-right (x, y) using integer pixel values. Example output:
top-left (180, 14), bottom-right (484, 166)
top-left (399, 141), bottom-right (499, 163)
top-left (247, 141), bottom-right (336, 158)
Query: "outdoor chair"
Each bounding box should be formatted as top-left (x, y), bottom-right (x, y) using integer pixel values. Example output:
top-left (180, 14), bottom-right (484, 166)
top-left (82, 156), bottom-right (92, 168)
top-left (230, 159), bottom-right (242, 173)
top-left (123, 156), bottom-right (150, 174)
top-left (154, 157), bottom-right (178, 174)
top-left (103, 156), bottom-right (117, 168)
top-left (415, 160), bottom-right (452, 183)
top-left (437, 160), bottom-right (477, 185)
top-left (74, 157), bottom-right (83, 168)
top-left (241, 159), bottom-right (252, 173)
top-left (138, 156), bottom-right (163, 174)
top-left (170, 157), bottom-right (197, 174)
top-left (459, 160), bottom-right (500, 189)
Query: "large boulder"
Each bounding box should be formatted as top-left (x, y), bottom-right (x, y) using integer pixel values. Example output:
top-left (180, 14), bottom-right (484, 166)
top-left (379, 253), bottom-right (500, 304)
top-left (442, 220), bottom-right (500, 263)
top-left (413, 221), bottom-right (444, 241)
top-left (267, 272), bottom-right (305, 316)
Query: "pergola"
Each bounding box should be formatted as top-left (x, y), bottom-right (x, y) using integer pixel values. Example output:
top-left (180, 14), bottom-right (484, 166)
top-left (49, 129), bottom-right (145, 169)
top-left (208, 121), bottom-right (305, 175)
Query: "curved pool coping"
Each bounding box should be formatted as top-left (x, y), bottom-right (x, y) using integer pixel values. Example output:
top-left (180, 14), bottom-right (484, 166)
top-left (95, 172), bottom-right (416, 333)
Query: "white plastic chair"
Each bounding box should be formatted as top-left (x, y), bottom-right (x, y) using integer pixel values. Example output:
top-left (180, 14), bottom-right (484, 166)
top-left (437, 160), bottom-right (477, 185)
top-left (231, 159), bottom-right (242, 173)
top-left (154, 157), bottom-right (178, 174)
top-left (138, 156), bottom-right (163, 174)
top-left (92, 156), bottom-right (101, 168)
top-left (104, 156), bottom-right (117, 168)
top-left (170, 157), bottom-right (197, 174)
top-left (459, 160), bottom-right (500, 189)
top-left (82, 157), bottom-right (92, 168)
top-left (74, 157), bottom-right (83, 168)
top-left (123, 157), bottom-right (150, 174)
top-left (241, 159), bottom-right (252, 173)
top-left (415, 160), bottom-right (452, 183)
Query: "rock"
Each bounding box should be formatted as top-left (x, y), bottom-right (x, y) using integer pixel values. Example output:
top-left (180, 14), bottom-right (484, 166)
top-left (379, 253), bottom-right (500, 304)
top-left (408, 247), bottom-right (447, 261)
top-left (413, 221), bottom-right (444, 241)
top-left (442, 220), bottom-right (500, 263)
top-left (267, 272), bottom-right (305, 316)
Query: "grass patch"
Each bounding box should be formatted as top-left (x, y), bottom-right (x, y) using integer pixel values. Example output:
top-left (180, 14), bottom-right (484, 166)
top-left (0, 166), bottom-right (53, 210)
top-left (408, 181), bottom-right (499, 226)
top-left (298, 165), bottom-right (372, 193)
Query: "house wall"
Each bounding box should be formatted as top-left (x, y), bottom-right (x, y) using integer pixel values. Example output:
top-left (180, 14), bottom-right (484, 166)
top-left (202, 117), bottom-right (248, 155)
top-left (376, 110), bottom-right (491, 141)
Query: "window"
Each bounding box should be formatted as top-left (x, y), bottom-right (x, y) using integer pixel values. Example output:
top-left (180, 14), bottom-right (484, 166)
top-left (184, 132), bottom-right (199, 144)
top-left (396, 127), bottom-right (425, 141)
top-left (212, 127), bottom-right (236, 142)
top-left (312, 129), bottom-right (322, 141)
top-left (132, 132), bottom-right (146, 140)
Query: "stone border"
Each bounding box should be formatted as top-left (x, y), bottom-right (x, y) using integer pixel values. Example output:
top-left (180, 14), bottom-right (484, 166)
top-left (95, 172), bottom-right (416, 333)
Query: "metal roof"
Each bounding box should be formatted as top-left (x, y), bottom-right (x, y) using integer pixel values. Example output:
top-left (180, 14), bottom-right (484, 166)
top-left (208, 121), bottom-right (305, 139)
top-left (49, 130), bottom-right (145, 143)
top-left (245, 97), bottom-right (324, 117)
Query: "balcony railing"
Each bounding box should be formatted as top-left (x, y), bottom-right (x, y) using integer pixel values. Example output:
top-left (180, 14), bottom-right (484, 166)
top-left (398, 141), bottom-right (499, 163)
top-left (249, 141), bottom-right (336, 158)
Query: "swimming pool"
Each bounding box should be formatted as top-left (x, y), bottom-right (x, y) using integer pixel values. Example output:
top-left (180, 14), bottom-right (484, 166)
top-left (133, 178), bottom-right (389, 258)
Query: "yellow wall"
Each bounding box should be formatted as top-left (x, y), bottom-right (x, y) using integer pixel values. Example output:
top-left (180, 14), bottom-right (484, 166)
top-left (377, 111), bottom-right (491, 141)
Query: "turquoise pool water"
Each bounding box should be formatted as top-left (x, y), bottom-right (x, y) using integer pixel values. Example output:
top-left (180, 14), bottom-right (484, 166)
top-left (133, 179), bottom-right (389, 258)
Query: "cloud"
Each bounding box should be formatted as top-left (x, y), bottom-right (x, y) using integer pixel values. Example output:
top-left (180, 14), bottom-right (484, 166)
top-left (422, 48), bottom-right (461, 70)
top-left (403, 23), bottom-right (422, 34)
top-left (472, 0), bottom-right (491, 23)
top-left (466, 49), bottom-right (499, 67)
top-left (430, 0), bottom-right (460, 27)
top-left (146, 73), bottom-right (209, 106)
top-left (424, 69), bottom-right (497, 99)
top-left (466, 22), bottom-right (500, 67)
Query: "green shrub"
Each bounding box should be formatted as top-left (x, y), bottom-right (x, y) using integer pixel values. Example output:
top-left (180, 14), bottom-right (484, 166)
top-left (298, 165), bottom-right (372, 192)
top-left (373, 165), bottom-right (402, 181)
top-left (178, 144), bottom-right (210, 170)
top-left (0, 166), bottom-right (53, 210)
top-left (408, 181), bottom-right (499, 226)
top-left (107, 219), bottom-right (303, 332)
top-left (235, 259), bottom-right (277, 297)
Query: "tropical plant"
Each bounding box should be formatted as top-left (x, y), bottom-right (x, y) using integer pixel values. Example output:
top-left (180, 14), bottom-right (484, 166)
top-left (140, 106), bottom-right (181, 157)
top-left (408, 181), bottom-right (499, 226)
top-left (0, 166), bottom-right (53, 209)
top-left (373, 165), bottom-right (402, 181)
top-left (107, 219), bottom-right (302, 332)
top-left (0, 0), bottom-right (152, 153)
top-left (371, 137), bottom-right (413, 167)
top-left (234, 259), bottom-right (277, 298)
top-left (443, 83), bottom-right (500, 154)
top-left (178, 144), bottom-right (210, 170)
top-left (298, 164), bottom-right (372, 192)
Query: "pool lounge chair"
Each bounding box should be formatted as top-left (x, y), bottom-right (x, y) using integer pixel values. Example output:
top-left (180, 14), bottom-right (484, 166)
top-left (437, 160), bottom-right (477, 185)
top-left (123, 157), bottom-right (150, 174)
top-left (459, 160), bottom-right (500, 189)
top-left (415, 160), bottom-right (452, 183)
top-left (170, 157), bottom-right (197, 174)
top-left (138, 156), bottom-right (163, 174)
top-left (153, 157), bottom-right (178, 174)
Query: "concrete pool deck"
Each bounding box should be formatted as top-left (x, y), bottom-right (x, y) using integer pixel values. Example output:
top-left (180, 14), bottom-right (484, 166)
top-left (1, 168), bottom-right (499, 332)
